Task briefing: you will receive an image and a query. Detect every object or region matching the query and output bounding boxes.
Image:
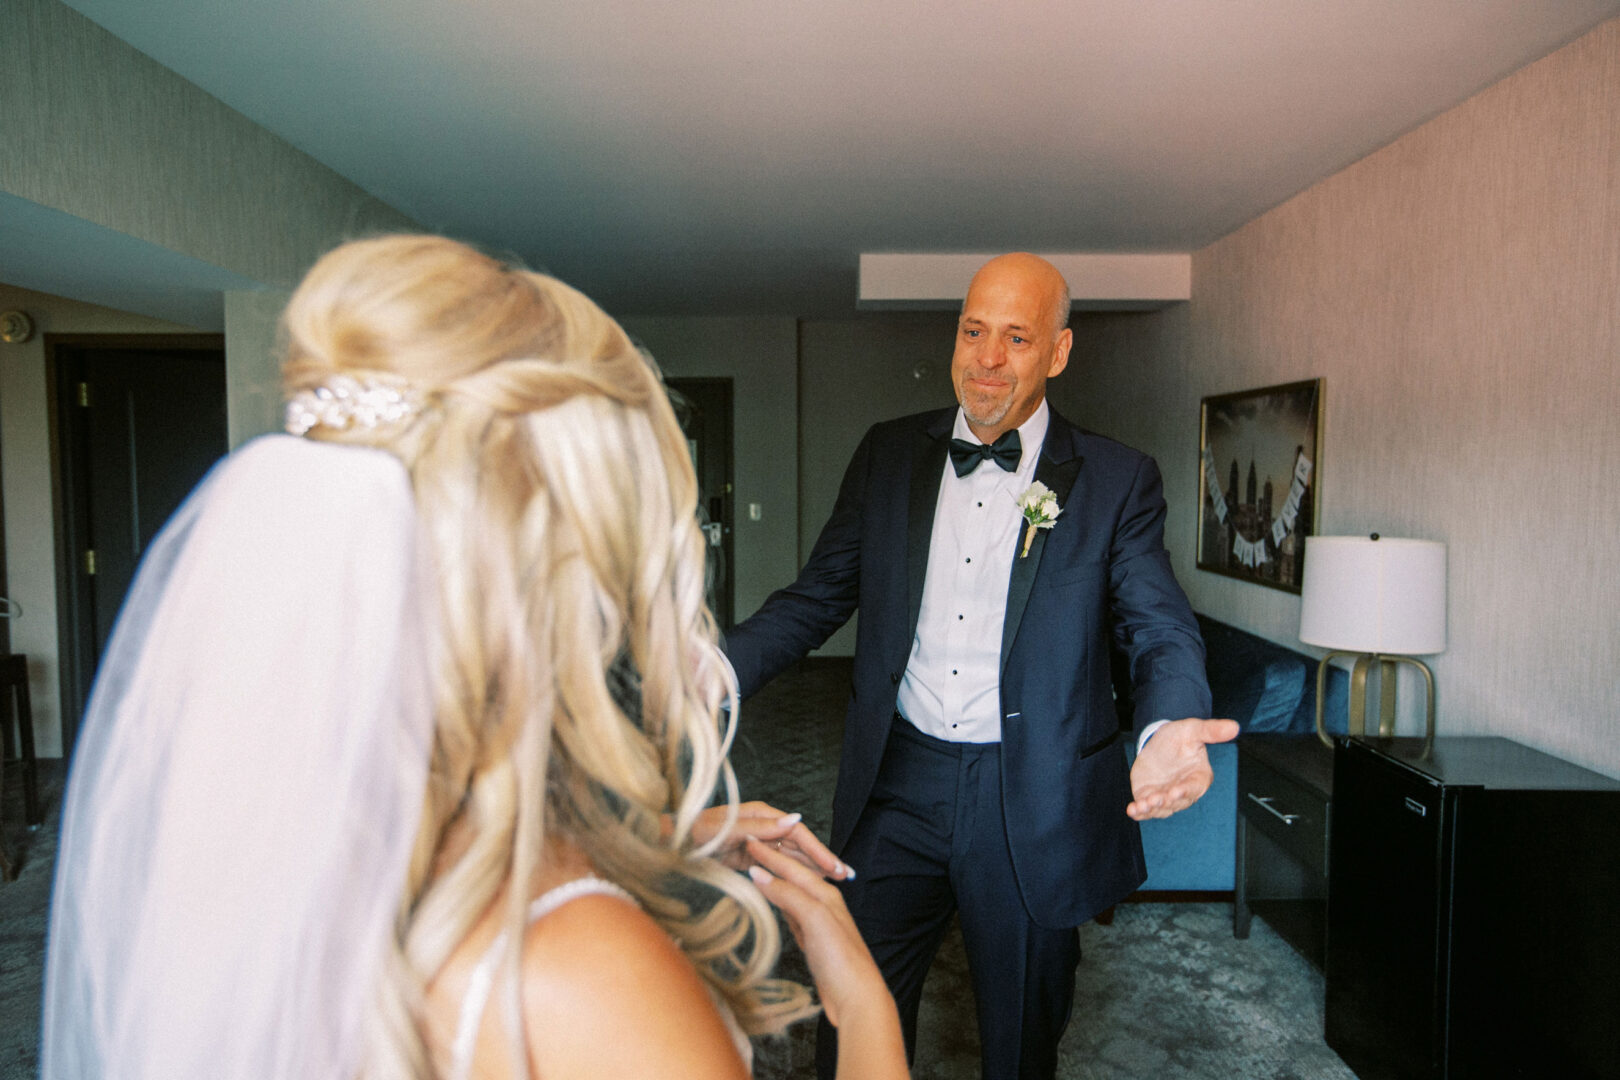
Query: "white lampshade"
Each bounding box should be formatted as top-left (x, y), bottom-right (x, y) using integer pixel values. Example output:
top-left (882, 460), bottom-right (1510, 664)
top-left (1299, 535), bottom-right (1447, 655)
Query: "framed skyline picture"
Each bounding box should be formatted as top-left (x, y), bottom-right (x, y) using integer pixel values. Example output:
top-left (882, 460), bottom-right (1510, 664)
top-left (1197, 378), bottom-right (1322, 593)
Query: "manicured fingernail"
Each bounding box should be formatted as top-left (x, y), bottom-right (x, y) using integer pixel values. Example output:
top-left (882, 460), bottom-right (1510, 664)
top-left (776, 812), bottom-right (802, 828)
top-left (748, 865), bottom-right (772, 886)
top-left (840, 863), bottom-right (857, 880)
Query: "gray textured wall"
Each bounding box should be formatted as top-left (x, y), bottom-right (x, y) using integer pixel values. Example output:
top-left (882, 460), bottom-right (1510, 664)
top-left (618, 317), bottom-right (801, 626)
top-left (2, 0), bottom-right (416, 288)
top-left (224, 290), bottom-right (295, 446)
top-left (1049, 17), bottom-right (1620, 777)
top-left (795, 315), bottom-right (960, 654)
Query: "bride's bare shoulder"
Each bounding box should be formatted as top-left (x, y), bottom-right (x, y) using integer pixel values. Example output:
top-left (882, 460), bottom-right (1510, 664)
top-left (515, 891), bottom-right (751, 1080)
top-left (425, 884), bottom-right (751, 1080)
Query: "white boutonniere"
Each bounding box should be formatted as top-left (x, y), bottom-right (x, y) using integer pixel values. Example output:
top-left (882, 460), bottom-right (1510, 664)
top-left (1016, 481), bottom-right (1062, 558)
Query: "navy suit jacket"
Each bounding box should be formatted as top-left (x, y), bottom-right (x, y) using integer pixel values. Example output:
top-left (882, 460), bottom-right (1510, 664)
top-left (726, 405), bottom-right (1211, 927)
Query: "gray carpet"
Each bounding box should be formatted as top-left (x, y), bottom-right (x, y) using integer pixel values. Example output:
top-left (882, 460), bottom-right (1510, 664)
top-left (0, 660), bottom-right (1355, 1078)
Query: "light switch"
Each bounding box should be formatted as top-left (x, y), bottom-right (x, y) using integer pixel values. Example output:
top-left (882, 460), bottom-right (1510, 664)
top-left (748, 502), bottom-right (762, 521)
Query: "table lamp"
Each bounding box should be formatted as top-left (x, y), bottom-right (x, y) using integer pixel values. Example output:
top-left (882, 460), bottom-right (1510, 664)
top-left (1299, 534), bottom-right (1446, 748)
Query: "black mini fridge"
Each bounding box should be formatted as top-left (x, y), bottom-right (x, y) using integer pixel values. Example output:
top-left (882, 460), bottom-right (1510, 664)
top-left (1325, 736), bottom-right (1620, 1079)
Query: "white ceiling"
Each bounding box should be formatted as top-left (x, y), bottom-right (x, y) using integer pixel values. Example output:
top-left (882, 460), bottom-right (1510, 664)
top-left (58, 0), bottom-right (1620, 317)
top-left (0, 192), bottom-right (262, 329)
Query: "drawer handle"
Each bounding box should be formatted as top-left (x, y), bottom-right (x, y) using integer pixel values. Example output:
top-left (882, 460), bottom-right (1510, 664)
top-left (1246, 793), bottom-right (1301, 824)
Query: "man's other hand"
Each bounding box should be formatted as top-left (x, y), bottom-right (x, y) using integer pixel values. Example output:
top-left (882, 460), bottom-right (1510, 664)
top-left (1126, 718), bottom-right (1240, 821)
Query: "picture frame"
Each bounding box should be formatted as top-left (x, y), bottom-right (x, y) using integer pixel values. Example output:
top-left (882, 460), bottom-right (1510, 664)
top-left (1196, 378), bottom-right (1322, 593)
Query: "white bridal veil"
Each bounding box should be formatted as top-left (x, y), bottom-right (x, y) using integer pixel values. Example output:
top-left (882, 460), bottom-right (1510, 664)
top-left (42, 435), bottom-right (436, 1079)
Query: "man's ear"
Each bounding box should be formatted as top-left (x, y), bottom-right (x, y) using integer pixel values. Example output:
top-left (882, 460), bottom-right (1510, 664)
top-left (1047, 328), bottom-right (1073, 378)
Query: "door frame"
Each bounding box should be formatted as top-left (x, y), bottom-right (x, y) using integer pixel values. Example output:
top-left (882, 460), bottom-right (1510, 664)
top-left (665, 377), bottom-right (735, 629)
top-left (48, 333), bottom-right (225, 755)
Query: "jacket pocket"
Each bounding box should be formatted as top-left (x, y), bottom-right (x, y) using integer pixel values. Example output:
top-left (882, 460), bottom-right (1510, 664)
top-left (1047, 560), bottom-right (1108, 589)
top-left (1078, 728), bottom-right (1122, 760)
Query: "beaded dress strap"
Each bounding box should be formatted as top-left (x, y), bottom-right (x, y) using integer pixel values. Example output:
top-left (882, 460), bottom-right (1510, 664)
top-left (448, 875), bottom-right (637, 1080)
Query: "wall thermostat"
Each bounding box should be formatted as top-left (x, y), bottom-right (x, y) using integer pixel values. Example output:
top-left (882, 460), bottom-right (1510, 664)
top-left (0, 311), bottom-right (35, 344)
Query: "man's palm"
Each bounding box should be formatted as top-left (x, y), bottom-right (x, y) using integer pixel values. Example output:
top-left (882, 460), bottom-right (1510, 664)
top-left (1127, 718), bottom-right (1240, 821)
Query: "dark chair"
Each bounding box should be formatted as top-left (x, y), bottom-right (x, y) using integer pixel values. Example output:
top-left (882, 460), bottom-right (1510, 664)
top-left (1, 653), bottom-right (40, 827)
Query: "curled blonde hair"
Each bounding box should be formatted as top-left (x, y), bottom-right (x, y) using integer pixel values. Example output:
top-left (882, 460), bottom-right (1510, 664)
top-left (280, 234), bottom-right (812, 1076)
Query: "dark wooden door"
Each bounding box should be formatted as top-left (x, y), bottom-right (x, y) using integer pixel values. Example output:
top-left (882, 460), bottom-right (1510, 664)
top-left (54, 340), bottom-right (227, 752)
top-left (0, 410), bottom-right (10, 658)
top-left (666, 378), bottom-right (734, 629)
top-left (0, 412), bottom-right (11, 765)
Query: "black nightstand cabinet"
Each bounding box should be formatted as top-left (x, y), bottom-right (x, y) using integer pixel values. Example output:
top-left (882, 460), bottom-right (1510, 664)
top-left (1234, 735), bottom-right (1334, 967)
top-left (1325, 737), bottom-right (1620, 1079)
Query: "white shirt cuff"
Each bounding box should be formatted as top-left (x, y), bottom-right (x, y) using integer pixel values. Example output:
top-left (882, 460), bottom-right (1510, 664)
top-left (1136, 719), bottom-right (1172, 753)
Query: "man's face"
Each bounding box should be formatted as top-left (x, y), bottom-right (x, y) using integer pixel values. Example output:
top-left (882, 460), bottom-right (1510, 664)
top-left (951, 255), bottom-right (1073, 442)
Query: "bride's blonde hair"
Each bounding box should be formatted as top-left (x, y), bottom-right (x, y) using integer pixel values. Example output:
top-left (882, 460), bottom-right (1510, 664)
top-left (280, 234), bottom-right (812, 1076)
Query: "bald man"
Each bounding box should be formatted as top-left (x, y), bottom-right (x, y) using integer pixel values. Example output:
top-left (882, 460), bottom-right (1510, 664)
top-left (727, 254), bottom-right (1234, 1078)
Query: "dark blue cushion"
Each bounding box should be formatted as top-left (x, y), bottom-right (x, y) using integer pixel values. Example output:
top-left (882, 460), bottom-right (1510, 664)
top-left (1112, 614), bottom-right (1349, 735)
top-left (1194, 614), bottom-right (1347, 735)
top-left (1249, 660), bottom-right (1307, 732)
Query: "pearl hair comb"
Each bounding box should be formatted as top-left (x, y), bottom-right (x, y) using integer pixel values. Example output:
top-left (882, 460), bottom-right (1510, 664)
top-left (284, 374), bottom-right (422, 436)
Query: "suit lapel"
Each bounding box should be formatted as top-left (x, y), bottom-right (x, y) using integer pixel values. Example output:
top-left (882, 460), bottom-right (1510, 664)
top-left (1001, 416), bottom-right (1084, 675)
top-left (907, 412), bottom-right (953, 641)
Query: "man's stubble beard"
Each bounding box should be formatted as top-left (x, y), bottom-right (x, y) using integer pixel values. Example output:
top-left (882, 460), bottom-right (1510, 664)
top-left (958, 382), bottom-right (1013, 431)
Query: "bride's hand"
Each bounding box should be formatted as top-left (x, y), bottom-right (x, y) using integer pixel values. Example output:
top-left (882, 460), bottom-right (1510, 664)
top-left (744, 837), bottom-right (891, 1029)
top-left (686, 802), bottom-right (855, 881)
top-left (747, 838), bottom-right (909, 1078)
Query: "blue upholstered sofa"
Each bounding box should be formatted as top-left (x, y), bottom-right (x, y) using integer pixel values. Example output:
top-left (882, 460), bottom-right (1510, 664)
top-left (1122, 615), bottom-right (1348, 892)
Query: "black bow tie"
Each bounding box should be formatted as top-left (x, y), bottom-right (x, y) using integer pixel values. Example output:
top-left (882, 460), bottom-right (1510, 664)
top-left (949, 430), bottom-right (1022, 477)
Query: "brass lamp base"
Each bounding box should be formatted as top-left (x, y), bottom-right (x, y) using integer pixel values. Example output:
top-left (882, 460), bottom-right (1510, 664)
top-left (1314, 650), bottom-right (1436, 752)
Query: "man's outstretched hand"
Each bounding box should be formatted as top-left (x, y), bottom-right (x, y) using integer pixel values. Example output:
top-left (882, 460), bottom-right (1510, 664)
top-left (1126, 718), bottom-right (1240, 821)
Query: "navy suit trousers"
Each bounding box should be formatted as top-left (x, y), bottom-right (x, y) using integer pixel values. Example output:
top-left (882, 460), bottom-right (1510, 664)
top-left (817, 718), bottom-right (1081, 1080)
